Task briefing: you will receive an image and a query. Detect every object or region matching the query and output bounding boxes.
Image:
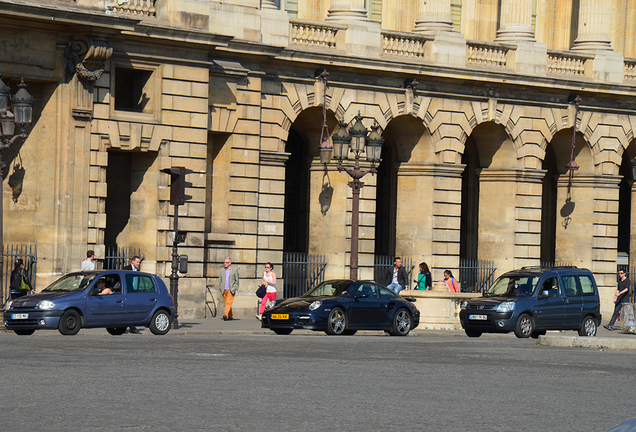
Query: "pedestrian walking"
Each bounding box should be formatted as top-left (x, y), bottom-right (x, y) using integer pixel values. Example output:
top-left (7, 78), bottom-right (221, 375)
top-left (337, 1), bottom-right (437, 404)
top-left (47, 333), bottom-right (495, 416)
top-left (81, 250), bottom-right (95, 271)
top-left (256, 262), bottom-right (277, 320)
top-left (124, 256), bottom-right (142, 334)
top-left (604, 269), bottom-right (631, 331)
top-left (9, 258), bottom-right (32, 300)
top-left (384, 257), bottom-right (408, 293)
top-left (443, 270), bottom-right (459, 293)
top-left (414, 262), bottom-right (432, 290)
top-left (219, 257), bottom-right (240, 321)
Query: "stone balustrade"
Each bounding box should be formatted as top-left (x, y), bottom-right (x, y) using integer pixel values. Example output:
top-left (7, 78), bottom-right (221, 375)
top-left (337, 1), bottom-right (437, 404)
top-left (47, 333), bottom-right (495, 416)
top-left (466, 41), bottom-right (509, 69)
top-left (547, 50), bottom-right (591, 77)
top-left (401, 282), bottom-right (481, 330)
top-left (625, 59), bottom-right (636, 81)
top-left (109, 0), bottom-right (156, 17)
top-left (382, 30), bottom-right (431, 59)
top-left (289, 19), bottom-right (345, 50)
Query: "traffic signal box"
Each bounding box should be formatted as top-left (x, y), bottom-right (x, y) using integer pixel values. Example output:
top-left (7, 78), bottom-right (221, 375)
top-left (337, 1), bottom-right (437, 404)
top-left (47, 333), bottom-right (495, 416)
top-left (162, 167), bottom-right (193, 205)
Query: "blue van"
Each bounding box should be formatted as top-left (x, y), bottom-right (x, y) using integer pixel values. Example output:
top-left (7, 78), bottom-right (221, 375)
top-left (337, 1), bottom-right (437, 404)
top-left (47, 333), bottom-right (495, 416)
top-left (459, 266), bottom-right (601, 338)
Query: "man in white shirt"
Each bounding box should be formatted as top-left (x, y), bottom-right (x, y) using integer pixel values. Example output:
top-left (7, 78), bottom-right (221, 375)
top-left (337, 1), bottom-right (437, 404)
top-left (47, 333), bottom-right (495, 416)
top-left (81, 250), bottom-right (95, 271)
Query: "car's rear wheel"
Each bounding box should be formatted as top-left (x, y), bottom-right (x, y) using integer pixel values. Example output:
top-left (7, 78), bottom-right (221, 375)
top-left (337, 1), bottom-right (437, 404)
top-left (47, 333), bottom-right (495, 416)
top-left (273, 328), bottom-right (293, 335)
top-left (58, 310), bottom-right (81, 336)
top-left (149, 310), bottom-right (171, 335)
top-left (106, 327), bottom-right (127, 336)
top-left (514, 313), bottom-right (534, 338)
top-left (465, 329), bottom-right (482, 338)
top-left (326, 307), bottom-right (346, 335)
top-left (14, 329), bottom-right (35, 336)
top-left (389, 308), bottom-right (412, 336)
top-left (579, 316), bottom-right (597, 337)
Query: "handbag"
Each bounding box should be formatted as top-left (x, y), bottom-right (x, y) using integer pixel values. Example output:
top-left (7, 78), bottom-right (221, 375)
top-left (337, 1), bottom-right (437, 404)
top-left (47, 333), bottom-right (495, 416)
top-left (19, 269), bottom-right (30, 292)
top-left (256, 283), bottom-right (267, 299)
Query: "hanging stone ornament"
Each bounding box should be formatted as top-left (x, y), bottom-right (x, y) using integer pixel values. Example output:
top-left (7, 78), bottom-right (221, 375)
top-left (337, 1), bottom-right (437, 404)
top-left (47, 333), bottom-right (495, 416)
top-left (65, 36), bottom-right (113, 83)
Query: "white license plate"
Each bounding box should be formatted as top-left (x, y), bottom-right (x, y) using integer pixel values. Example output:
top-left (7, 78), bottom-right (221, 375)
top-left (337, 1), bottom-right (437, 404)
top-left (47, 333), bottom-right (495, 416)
top-left (11, 313), bottom-right (28, 319)
top-left (469, 314), bottom-right (487, 320)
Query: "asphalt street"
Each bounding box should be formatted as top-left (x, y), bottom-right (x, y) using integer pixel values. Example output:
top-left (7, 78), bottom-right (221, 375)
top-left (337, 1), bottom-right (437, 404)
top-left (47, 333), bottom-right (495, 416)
top-left (1, 330), bottom-right (634, 432)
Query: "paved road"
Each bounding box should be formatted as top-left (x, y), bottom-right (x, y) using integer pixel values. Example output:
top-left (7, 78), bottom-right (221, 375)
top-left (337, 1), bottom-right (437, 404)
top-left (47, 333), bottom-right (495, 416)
top-left (1, 331), bottom-right (633, 431)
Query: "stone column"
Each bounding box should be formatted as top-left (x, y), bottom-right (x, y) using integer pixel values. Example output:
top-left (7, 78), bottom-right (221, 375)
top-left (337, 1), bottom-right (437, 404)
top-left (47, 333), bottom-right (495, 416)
top-left (495, 0), bottom-right (535, 42)
top-left (326, 0), bottom-right (367, 21)
top-left (477, 169), bottom-right (544, 277)
top-left (571, 0), bottom-right (612, 51)
top-left (413, 0), bottom-right (453, 34)
top-left (554, 174), bottom-right (620, 318)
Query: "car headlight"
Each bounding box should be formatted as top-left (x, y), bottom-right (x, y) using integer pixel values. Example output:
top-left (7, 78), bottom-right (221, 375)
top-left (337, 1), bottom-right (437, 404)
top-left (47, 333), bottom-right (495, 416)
top-left (460, 301), bottom-right (468, 310)
top-left (308, 300), bottom-right (322, 311)
top-left (6, 300), bottom-right (14, 310)
top-left (495, 301), bottom-right (515, 312)
top-left (264, 301), bottom-right (278, 311)
top-left (36, 300), bottom-right (56, 310)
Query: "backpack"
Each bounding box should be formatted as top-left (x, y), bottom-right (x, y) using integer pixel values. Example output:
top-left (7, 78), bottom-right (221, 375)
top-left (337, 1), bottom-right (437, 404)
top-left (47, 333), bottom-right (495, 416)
top-left (19, 269), bottom-right (30, 292)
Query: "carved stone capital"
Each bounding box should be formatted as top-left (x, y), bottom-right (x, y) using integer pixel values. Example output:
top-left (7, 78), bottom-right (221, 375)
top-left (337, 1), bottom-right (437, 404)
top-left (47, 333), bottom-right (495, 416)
top-left (65, 36), bottom-right (113, 83)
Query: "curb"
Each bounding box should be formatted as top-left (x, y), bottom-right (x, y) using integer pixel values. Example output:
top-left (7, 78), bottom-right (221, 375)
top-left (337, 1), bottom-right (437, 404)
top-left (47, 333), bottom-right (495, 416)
top-left (539, 335), bottom-right (636, 351)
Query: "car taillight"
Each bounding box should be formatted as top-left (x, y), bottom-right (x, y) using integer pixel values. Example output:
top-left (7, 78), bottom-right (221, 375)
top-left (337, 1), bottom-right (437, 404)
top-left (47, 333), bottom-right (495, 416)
top-left (170, 294), bottom-right (175, 306)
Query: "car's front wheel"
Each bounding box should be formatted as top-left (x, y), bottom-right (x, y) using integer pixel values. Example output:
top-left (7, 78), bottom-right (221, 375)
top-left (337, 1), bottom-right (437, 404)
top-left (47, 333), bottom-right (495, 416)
top-left (273, 328), bottom-right (293, 335)
top-left (14, 329), bottom-right (35, 336)
top-left (106, 327), bottom-right (127, 336)
top-left (326, 307), bottom-right (346, 335)
top-left (149, 310), bottom-right (171, 335)
top-left (514, 313), bottom-right (534, 338)
top-left (388, 308), bottom-right (412, 336)
top-left (579, 315), bottom-right (597, 337)
top-left (58, 310), bottom-right (82, 336)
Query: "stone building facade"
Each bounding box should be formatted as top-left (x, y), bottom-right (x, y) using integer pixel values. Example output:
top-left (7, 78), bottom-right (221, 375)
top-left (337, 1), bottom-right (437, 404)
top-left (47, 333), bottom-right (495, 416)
top-left (1, 0), bottom-right (636, 318)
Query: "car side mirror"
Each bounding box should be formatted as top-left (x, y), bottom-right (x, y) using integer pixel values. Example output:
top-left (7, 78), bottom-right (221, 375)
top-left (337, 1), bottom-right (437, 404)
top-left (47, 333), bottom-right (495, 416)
top-left (539, 290), bottom-right (549, 299)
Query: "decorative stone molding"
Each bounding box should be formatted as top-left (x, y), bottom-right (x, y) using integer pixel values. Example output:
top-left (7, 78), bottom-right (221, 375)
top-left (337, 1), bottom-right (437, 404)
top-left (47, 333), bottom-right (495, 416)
top-left (65, 36), bottom-right (113, 83)
top-left (96, 120), bottom-right (171, 152)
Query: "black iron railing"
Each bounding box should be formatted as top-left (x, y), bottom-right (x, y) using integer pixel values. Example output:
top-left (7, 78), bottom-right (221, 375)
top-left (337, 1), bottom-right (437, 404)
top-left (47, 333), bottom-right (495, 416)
top-left (374, 256), bottom-right (415, 288)
top-left (282, 252), bottom-right (327, 298)
top-left (458, 258), bottom-right (496, 293)
top-left (102, 246), bottom-right (142, 270)
top-left (2, 244), bottom-right (37, 307)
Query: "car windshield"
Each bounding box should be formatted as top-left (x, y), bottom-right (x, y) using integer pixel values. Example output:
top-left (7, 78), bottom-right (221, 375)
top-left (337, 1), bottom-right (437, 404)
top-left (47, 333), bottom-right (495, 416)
top-left (42, 273), bottom-right (97, 293)
top-left (484, 275), bottom-right (540, 298)
top-left (303, 281), bottom-right (352, 297)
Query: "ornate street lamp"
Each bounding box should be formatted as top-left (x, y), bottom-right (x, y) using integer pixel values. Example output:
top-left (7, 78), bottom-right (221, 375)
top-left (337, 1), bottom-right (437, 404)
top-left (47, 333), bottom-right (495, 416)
top-left (0, 76), bottom-right (34, 303)
top-left (316, 70), bottom-right (385, 281)
top-left (566, 95), bottom-right (581, 185)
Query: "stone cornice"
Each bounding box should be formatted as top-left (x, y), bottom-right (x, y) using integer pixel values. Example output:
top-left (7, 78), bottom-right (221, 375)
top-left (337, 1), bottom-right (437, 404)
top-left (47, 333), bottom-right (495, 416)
top-left (0, 0), bottom-right (139, 32)
top-left (478, 168), bottom-right (547, 183)
top-left (557, 174), bottom-right (622, 187)
top-left (397, 162), bottom-right (465, 177)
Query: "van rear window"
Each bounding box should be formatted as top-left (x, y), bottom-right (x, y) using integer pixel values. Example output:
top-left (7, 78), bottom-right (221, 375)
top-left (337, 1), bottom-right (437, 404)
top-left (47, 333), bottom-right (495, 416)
top-left (579, 275), bottom-right (595, 296)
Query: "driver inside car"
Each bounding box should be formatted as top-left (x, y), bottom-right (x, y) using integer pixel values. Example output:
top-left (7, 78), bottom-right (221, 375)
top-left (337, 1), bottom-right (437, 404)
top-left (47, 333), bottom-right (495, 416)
top-left (96, 279), bottom-right (113, 295)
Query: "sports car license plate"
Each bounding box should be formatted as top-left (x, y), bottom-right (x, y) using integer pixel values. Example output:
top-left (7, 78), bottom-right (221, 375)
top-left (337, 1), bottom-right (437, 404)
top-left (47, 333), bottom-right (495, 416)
top-left (469, 314), bottom-right (487, 320)
top-left (11, 313), bottom-right (28, 319)
top-left (271, 314), bottom-right (289, 320)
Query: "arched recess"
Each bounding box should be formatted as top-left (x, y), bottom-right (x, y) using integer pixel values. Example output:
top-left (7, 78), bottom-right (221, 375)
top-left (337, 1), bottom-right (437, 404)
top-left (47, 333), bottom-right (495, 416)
top-left (283, 107), bottom-right (338, 255)
top-left (620, 140), bottom-right (636, 265)
top-left (541, 142), bottom-right (558, 265)
top-left (464, 121), bottom-right (523, 279)
top-left (377, 115), bottom-right (431, 257)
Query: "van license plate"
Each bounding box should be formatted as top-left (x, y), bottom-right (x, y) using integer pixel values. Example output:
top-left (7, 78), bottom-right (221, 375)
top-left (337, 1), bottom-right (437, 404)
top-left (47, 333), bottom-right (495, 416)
top-left (12, 313), bottom-right (28, 319)
top-left (469, 314), bottom-right (487, 320)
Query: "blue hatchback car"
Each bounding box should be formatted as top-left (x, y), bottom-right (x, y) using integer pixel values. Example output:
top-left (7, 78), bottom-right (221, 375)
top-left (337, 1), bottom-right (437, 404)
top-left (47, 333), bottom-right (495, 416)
top-left (3, 270), bottom-right (176, 336)
top-left (459, 266), bottom-right (601, 338)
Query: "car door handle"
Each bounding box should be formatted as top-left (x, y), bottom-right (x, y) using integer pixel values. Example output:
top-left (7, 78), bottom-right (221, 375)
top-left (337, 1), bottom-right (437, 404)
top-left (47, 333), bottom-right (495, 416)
top-left (380, 303), bottom-right (387, 307)
top-left (149, 298), bottom-right (156, 301)
top-left (116, 299), bottom-right (123, 303)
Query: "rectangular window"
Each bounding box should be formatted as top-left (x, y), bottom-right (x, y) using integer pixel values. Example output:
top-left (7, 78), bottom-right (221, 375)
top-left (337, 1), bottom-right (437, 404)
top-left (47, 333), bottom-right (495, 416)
top-left (285, 0), bottom-right (298, 18)
top-left (114, 67), bottom-right (154, 113)
top-left (562, 276), bottom-right (582, 297)
top-left (126, 274), bottom-right (156, 293)
top-left (579, 275), bottom-right (595, 296)
top-left (368, 0), bottom-right (382, 24)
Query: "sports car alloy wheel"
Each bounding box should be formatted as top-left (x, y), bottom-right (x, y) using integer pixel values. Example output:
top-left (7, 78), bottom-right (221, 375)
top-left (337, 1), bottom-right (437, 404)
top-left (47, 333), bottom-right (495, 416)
top-left (326, 308), bottom-right (346, 335)
top-left (389, 308), bottom-right (411, 336)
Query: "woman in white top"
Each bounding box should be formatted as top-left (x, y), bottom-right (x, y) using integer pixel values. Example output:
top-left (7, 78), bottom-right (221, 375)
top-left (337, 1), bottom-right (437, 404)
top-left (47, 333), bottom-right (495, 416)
top-left (257, 262), bottom-right (277, 320)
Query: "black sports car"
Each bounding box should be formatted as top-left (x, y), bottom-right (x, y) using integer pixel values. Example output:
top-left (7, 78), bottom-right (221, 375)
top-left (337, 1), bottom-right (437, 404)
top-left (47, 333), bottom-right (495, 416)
top-left (261, 279), bottom-right (420, 336)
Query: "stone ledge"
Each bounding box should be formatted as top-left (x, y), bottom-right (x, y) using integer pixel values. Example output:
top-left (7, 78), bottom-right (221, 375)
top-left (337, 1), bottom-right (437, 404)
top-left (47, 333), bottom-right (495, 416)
top-left (539, 335), bottom-right (636, 351)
